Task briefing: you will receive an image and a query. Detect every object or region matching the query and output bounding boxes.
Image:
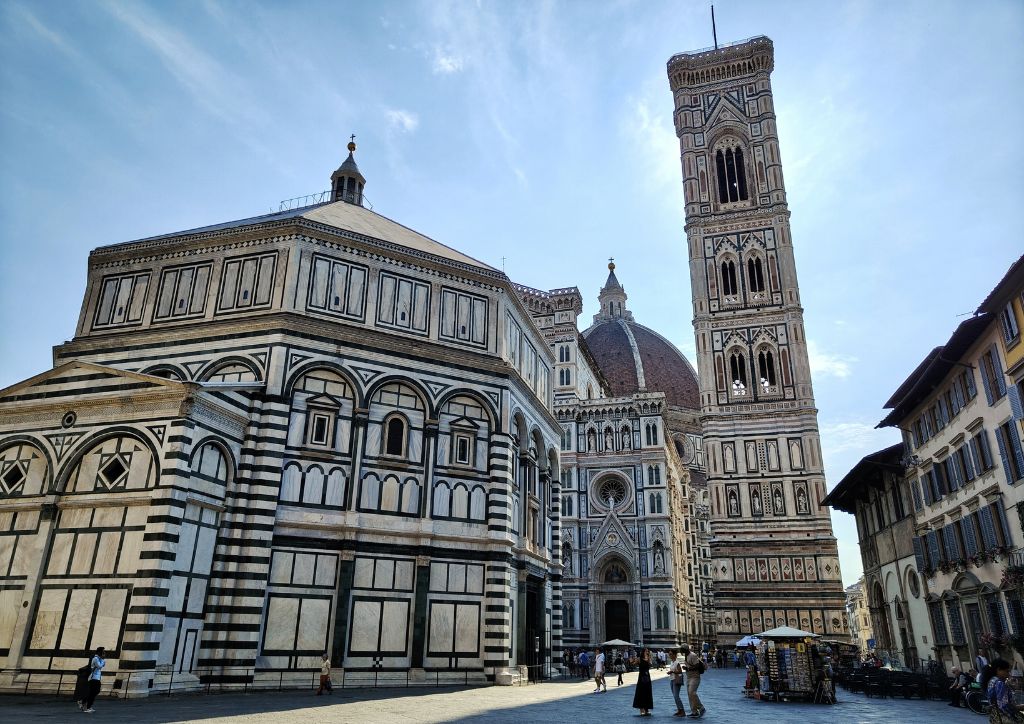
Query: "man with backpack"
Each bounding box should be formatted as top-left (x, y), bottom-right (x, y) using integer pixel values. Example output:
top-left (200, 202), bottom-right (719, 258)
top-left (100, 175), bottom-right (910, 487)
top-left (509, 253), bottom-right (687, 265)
top-left (77, 646), bottom-right (105, 713)
top-left (682, 644), bottom-right (706, 718)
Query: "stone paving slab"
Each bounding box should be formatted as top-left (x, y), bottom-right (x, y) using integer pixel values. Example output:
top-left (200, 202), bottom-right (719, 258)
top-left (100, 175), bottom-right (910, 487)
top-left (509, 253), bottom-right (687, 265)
top-left (1, 667), bottom-right (982, 723)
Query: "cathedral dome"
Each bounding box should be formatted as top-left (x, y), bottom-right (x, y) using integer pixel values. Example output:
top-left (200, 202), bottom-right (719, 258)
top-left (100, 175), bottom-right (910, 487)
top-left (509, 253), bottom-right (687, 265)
top-left (583, 318), bottom-right (700, 409)
top-left (583, 261), bottom-right (699, 409)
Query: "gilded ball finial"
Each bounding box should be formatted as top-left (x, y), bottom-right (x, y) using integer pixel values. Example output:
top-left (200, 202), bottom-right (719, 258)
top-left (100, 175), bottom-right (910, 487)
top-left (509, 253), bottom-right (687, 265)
top-left (608, 256), bottom-right (615, 271)
top-left (348, 133), bottom-right (357, 153)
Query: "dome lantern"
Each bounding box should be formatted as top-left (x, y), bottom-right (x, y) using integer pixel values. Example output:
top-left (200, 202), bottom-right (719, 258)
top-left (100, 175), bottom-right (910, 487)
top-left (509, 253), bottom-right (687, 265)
top-left (330, 134), bottom-right (366, 206)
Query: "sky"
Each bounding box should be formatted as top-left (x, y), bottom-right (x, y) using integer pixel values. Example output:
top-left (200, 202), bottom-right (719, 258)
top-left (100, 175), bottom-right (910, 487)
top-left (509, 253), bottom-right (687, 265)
top-left (1, 0), bottom-right (1022, 587)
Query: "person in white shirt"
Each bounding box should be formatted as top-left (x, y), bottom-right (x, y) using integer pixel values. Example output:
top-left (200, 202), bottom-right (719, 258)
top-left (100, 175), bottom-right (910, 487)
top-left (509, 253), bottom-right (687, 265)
top-left (81, 646), bottom-right (105, 713)
top-left (669, 650), bottom-right (687, 717)
top-left (593, 648), bottom-right (607, 692)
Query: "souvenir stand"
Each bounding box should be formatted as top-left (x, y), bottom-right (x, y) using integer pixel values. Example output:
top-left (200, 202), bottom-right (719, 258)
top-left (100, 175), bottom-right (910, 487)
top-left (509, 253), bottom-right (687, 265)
top-left (754, 626), bottom-right (831, 703)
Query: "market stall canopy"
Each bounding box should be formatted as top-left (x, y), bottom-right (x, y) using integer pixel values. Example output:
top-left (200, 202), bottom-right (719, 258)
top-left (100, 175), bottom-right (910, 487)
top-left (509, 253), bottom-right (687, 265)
top-left (600, 639), bottom-right (635, 647)
top-left (735, 635), bottom-right (762, 647)
top-left (758, 626), bottom-right (818, 638)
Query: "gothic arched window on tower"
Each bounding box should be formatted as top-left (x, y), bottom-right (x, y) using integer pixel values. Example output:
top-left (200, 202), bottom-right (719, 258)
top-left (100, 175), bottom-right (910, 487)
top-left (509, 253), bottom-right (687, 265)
top-left (747, 257), bottom-right (766, 293)
top-left (715, 144), bottom-right (749, 203)
top-left (721, 260), bottom-right (738, 297)
top-left (758, 350), bottom-right (777, 388)
top-left (729, 351), bottom-right (748, 392)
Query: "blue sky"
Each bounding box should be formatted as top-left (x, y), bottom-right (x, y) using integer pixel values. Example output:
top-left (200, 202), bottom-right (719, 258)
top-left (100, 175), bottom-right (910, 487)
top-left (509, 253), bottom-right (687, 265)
top-left (1, 0), bottom-right (1022, 586)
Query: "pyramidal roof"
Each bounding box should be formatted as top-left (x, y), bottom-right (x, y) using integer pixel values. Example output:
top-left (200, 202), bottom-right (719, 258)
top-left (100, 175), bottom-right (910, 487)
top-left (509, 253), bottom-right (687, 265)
top-left (99, 199), bottom-right (496, 272)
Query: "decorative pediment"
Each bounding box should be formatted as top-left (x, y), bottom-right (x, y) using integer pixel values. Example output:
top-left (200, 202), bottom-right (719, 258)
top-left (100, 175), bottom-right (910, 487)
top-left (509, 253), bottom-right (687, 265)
top-left (706, 94), bottom-right (748, 130)
top-left (712, 236), bottom-right (740, 255)
top-left (590, 511), bottom-right (636, 564)
top-left (751, 328), bottom-right (778, 347)
top-left (722, 331), bottom-right (747, 349)
top-left (739, 231), bottom-right (767, 251)
top-left (0, 361), bottom-right (187, 404)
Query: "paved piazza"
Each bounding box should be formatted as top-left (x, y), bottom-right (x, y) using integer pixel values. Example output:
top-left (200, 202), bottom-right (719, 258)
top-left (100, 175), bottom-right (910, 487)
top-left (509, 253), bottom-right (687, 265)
top-left (5, 668), bottom-right (980, 723)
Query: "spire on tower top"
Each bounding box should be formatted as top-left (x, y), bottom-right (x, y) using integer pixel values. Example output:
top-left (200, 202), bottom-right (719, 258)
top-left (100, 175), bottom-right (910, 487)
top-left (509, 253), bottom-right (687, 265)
top-left (331, 134), bottom-right (366, 206)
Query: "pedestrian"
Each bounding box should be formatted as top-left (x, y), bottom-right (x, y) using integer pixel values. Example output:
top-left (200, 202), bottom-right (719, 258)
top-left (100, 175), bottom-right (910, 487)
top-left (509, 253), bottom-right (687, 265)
top-left (669, 648), bottom-right (687, 717)
top-left (80, 646), bottom-right (105, 713)
top-left (631, 648), bottom-right (654, 716)
top-left (684, 643), bottom-right (706, 718)
top-left (316, 652), bottom-right (333, 695)
top-left (579, 649), bottom-right (589, 680)
top-left (982, 658), bottom-right (1020, 723)
top-left (593, 648), bottom-right (607, 692)
top-left (614, 651), bottom-right (625, 686)
top-left (948, 666), bottom-right (967, 707)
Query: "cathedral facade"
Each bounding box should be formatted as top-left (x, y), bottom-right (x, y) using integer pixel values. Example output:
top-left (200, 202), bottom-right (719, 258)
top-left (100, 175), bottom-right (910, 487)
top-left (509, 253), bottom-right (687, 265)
top-left (666, 36), bottom-right (849, 640)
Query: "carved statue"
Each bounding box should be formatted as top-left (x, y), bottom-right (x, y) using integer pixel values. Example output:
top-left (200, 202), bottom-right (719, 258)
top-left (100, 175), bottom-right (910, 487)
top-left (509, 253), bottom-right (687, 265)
top-left (604, 428), bottom-right (614, 450)
top-left (621, 430), bottom-right (631, 450)
top-left (796, 487), bottom-right (809, 513)
top-left (774, 489), bottom-right (784, 514)
top-left (751, 490), bottom-right (762, 515)
top-left (728, 490), bottom-right (739, 516)
top-left (654, 546), bottom-right (666, 575)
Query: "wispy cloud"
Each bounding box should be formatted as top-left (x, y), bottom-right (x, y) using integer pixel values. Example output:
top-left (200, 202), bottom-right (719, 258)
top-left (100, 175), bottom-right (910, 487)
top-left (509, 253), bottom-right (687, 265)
top-left (626, 94), bottom-right (679, 195)
top-left (808, 339), bottom-right (855, 379)
top-left (431, 46), bottom-right (464, 74)
top-left (386, 109), bottom-right (420, 133)
top-left (102, 1), bottom-right (266, 135)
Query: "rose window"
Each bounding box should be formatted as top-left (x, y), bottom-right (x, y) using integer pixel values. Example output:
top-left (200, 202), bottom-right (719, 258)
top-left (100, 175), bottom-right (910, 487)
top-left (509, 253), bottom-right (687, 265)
top-left (598, 479), bottom-right (627, 507)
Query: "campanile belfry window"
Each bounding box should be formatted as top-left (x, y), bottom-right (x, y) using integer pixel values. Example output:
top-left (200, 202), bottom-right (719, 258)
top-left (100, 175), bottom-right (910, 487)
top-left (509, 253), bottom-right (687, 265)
top-left (714, 142), bottom-right (749, 203)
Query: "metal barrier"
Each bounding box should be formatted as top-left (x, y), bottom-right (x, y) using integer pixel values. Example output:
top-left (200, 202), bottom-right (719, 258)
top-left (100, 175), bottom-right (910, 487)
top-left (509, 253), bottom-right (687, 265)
top-left (6, 666), bottom-right (485, 699)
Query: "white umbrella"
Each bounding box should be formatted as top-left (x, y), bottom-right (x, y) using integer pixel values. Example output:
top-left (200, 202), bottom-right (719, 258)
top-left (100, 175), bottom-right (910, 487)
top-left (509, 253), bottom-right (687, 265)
top-left (758, 626), bottom-right (819, 639)
top-left (600, 638), bottom-right (634, 647)
top-left (735, 635), bottom-right (761, 647)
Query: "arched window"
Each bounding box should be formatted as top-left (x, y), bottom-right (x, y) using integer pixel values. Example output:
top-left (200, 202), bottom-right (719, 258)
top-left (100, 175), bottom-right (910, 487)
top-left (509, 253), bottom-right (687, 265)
top-left (758, 350), bottom-right (777, 387)
top-left (648, 466), bottom-right (655, 486)
top-left (714, 144), bottom-right (749, 203)
top-left (656, 493), bottom-right (663, 513)
top-left (720, 260), bottom-right (738, 296)
top-left (563, 494), bottom-right (573, 517)
top-left (747, 257), bottom-right (765, 293)
top-left (564, 369), bottom-right (571, 386)
top-left (384, 415), bottom-right (406, 456)
top-left (729, 352), bottom-right (748, 386)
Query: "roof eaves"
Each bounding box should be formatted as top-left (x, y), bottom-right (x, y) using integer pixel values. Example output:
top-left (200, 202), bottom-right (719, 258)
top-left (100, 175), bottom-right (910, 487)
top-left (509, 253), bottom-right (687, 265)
top-left (976, 254), bottom-right (1024, 314)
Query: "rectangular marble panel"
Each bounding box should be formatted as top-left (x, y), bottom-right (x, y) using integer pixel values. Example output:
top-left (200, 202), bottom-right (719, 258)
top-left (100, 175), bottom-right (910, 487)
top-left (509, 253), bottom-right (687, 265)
top-left (353, 557), bottom-right (374, 589)
top-left (315, 555), bottom-right (336, 587)
top-left (380, 600), bottom-right (408, 652)
top-left (174, 523), bottom-right (199, 569)
top-left (264, 596), bottom-right (299, 651)
top-left (270, 552), bottom-right (293, 585)
top-left (46, 533), bottom-right (73, 576)
top-left (454, 604), bottom-right (479, 654)
top-left (29, 589), bottom-right (66, 649)
top-left (93, 531), bottom-right (121, 575)
top-left (349, 600), bottom-right (380, 652)
top-left (293, 553), bottom-right (316, 586)
top-left (374, 559), bottom-right (395, 589)
top-left (449, 564), bottom-right (466, 593)
top-left (59, 589), bottom-right (96, 650)
top-left (90, 588), bottom-right (126, 650)
top-left (70, 533), bottom-right (97, 575)
top-left (394, 560), bottom-right (414, 590)
top-left (429, 563), bottom-right (447, 592)
top-left (0, 587), bottom-right (22, 650)
top-left (429, 602), bottom-right (454, 653)
top-left (466, 565), bottom-right (483, 594)
top-left (116, 531), bottom-right (143, 574)
top-left (297, 598), bottom-right (330, 651)
top-left (92, 507), bottom-right (123, 527)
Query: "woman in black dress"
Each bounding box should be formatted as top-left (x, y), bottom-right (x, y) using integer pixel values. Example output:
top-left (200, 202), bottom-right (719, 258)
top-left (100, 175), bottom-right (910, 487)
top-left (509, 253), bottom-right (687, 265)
top-left (632, 648), bottom-right (654, 716)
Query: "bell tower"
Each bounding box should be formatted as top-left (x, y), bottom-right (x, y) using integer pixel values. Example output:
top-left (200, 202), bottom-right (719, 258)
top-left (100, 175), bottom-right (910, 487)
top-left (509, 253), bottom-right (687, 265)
top-left (666, 37), bottom-right (848, 642)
